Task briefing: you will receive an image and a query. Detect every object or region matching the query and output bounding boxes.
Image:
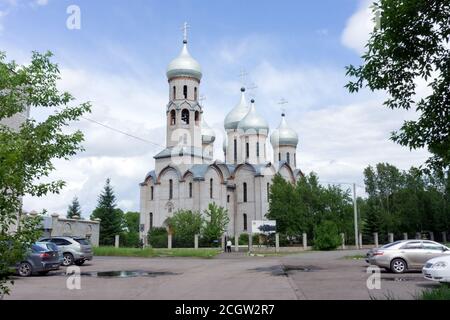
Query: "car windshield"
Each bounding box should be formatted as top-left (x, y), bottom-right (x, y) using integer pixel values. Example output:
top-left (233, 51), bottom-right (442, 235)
top-left (381, 241), bottom-right (403, 248)
top-left (74, 238), bottom-right (90, 245)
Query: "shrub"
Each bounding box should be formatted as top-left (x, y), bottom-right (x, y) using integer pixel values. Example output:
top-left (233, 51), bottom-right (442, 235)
top-left (120, 231), bottom-right (140, 248)
top-left (148, 227), bottom-right (168, 248)
top-left (167, 210), bottom-right (203, 248)
top-left (313, 220), bottom-right (341, 251)
top-left (238, 233), bottom-right (260, 245)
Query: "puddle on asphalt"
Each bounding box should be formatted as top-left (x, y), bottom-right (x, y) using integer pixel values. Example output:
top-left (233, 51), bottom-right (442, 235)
top-left (381, 277), bottom-right (417, 282)
top-left (250, 265), bottom-right (320, 276)
top-left (68, 270), bottom-right (180, 278)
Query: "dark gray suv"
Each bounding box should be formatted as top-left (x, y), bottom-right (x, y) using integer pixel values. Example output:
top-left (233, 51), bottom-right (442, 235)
top-left (16, 242), bottom-right (61, 277)
top-left (40, 236), bottom-right (93, 266)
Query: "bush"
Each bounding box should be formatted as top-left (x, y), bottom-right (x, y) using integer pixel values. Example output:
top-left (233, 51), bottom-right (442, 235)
top-left (313, 220), bottom-right (341, 251)
top-left (148, 227), bottom-right (168, 248)
top-left (167, 210), bottom-right (203, 248)
top-left (238, 233), bottom-right (260, 245)
top-left (120, 231), bottom-right (140, 248)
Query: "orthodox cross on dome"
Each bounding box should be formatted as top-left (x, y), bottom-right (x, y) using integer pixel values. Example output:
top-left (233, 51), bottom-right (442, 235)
top-left (278, 98), bottom-right (288, 115)
top-left (238, 69), bottom-right (248, 87)
top-left (247, 82), bottom-right (258, 99)
top-left (181, 22), bottom-right (190, 43)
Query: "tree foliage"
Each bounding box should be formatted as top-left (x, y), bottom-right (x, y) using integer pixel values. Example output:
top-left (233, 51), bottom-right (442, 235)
top-left (90, 179), bottom-right (124, 246)
top-left (313, 220), bottom-right (341, 251)
top-left (268, 173), bottom-right (354, 243)
top-left (166, 209), bottom-right (203, 247)
top-left (346, 0), bottom-right (450, 171)
top-left (202, 203), bottom-right (230, 245)
top-left (0, 51), bottom-right (91, 296)
top-left (120, 211), bottom-right (140, 248)
top-left (361, 163), bottom-right (450, 236)
top-left (67, 196), bottom-right (81, 219)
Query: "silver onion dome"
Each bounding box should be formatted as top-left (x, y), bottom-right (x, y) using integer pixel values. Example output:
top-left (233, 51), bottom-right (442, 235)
top-left (270, 113), bottom-right (299, 147)
top-left (166, 41), bottom-right (202, 80)
top-left (224, 87), bottom-right (249, 130)
top-left (237, 99), bottom-right (269, 134)
top-left (201, 120), bottom-right (215, 145)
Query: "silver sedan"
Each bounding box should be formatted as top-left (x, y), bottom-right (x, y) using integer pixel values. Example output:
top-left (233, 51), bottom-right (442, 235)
top-left (367, 240), bottom-right (450, 273)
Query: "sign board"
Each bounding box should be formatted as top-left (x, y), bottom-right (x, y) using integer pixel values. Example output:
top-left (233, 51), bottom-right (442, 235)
top-left (251, 220), bottom-right (276, 234)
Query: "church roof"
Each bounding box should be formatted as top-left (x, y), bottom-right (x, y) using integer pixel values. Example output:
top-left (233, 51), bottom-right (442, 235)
top-left (270, 113), bottom-right (299, 147)
top-left (166, 41), bottom-right (202, 81)
top-left (224, 87), bottom-right (249, 130)
top-left (201, 120), bottom-right (216, 145)
top-left (237, 99), bottom-right (269, 134)
top-left (154, 146), bottom-right (212, 160)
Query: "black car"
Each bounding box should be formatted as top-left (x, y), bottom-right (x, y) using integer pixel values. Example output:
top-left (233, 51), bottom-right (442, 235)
top-left (16, 242), bottom-right (61, 277)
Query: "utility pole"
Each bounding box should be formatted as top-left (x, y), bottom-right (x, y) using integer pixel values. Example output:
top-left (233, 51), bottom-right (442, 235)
top-left (353, 183), bottom-right (359, 249)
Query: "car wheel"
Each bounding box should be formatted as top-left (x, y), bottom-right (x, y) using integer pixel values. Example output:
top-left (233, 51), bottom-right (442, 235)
top-left (390, 258), bottom-right (407, 274)
top-left (74, 260), bottom-right (85, 266)
top-left (18, 262), bottom-right (33, 277)
top-left (62, 253), bottom-right (74, 266)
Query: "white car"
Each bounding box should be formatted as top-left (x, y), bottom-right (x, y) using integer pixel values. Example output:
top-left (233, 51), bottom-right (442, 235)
top-left (423, 255), bottom-right (450, 283)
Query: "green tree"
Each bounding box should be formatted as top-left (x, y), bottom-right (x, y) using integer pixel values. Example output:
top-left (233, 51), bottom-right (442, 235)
top-left (313, 220), bottom-right (341, 251)
top-left (166, 209), bottom-right (203, 247)
top-left (0, 51), bottom-right (91, 296)
top-left (90, 179), bottom-right (124, 246)
top-left (346, 0), bottom-right (450, 171)
top-left (267, 174), bottom-right (301, 238)
top-left (67, 196), bottom-right (82, 219)
top-left (202, 203), bottom-right (230, 245)
top-left (120, 211), bottom-right (140, 247)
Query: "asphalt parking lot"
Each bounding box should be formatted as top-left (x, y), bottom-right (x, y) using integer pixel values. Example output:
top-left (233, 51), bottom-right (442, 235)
top-left (5, 250), bottom-right (439, 300)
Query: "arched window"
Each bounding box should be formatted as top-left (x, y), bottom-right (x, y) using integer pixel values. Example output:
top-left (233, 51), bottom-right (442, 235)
top-left (267, 183), bottom-right (270, 202)
top-left (227, 195), bottom-right (230, 203)
top-left (287, 152), bottom-right (290, 165)
top-left (210, 178), bottom-right (213, 199)
top-left (234, 139), bottom-right (237, 162)
top-left (183, 85), bottom-right (188, 99)
top-left (173, 86), bottom-right (176, 100)
top-left (256, 142), bottom-right (260, 157)
top-left (246, 143), bottom-right (249, 159)
top-left (278, 153), bottom-right (281, 161)
top-left (149, 213), bottom-right (153, 230)
top-left (169, 179), bottom-right (173, 199)
top-left (189, 182), bottom-right (193, 198)
top-left (243, 214), bottom-right (248, 231)
top-left (194, 87), bottom-right (198, 100)
top-left (170, 110), bottom-right (176, 125)
top-left (181, 109), bottom-right (189, 124)
top-left (150, 186), bottom-right (154, 200)
top-left (294, 153), bottom-right (296, 167)
top-left (243, 182), bottom-right (247, 202)
top-left (194, 111), bottom-right (200, 125)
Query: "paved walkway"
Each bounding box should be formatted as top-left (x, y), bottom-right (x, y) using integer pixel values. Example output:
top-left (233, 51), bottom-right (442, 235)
top-left (5, 250), bottom-right (437, 300)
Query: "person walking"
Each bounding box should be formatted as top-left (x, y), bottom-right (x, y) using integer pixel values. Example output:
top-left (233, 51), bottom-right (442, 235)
top-left (226, 239), bottom-right (232, 253)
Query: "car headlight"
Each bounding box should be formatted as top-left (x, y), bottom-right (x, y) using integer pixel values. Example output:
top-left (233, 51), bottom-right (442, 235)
top-left (432, 261), bottom-right (448, 269)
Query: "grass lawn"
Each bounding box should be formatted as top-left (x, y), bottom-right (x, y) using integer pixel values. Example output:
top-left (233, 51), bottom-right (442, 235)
top-left (419, 284), bottom-right (450, 300)
top-left (342, 254), bottom-right (366, 260)
top-left (93, 246), bottom-right (221, 259)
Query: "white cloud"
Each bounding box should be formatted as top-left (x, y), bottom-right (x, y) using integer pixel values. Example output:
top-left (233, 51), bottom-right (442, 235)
top-left (341, 0), bottom-right (375, 55)
top-left (35, 0), bottom-right (48, 6)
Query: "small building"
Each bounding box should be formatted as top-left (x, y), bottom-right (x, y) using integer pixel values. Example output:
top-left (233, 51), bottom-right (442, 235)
top-left (37, 213), bottom-right (100, 247)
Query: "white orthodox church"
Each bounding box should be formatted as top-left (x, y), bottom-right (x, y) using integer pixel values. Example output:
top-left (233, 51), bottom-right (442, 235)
top-left (139, 30), bottom-right (303, 241)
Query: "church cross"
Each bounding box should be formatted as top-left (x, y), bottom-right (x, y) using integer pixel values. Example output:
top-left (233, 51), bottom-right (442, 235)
top-left (278, 98), bottom-right (288, 115)
top-left (238, 69), bottom-right (248, 87)
top-left (182, 22), bottom-right (190, 42)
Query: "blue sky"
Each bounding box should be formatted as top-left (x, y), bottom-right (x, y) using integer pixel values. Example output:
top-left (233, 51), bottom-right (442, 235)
top-left (0, 0), bottom-right (430, 217)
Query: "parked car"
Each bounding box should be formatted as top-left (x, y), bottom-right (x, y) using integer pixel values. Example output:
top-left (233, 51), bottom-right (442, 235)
top-left (40, 236), bottom-right (93, 266)
top-left (366, 240), bottom-right (450, 273)
top-left (422, 255), bottom-right (450, 283)
top-left (16, 242), bottom-right (61, 277)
